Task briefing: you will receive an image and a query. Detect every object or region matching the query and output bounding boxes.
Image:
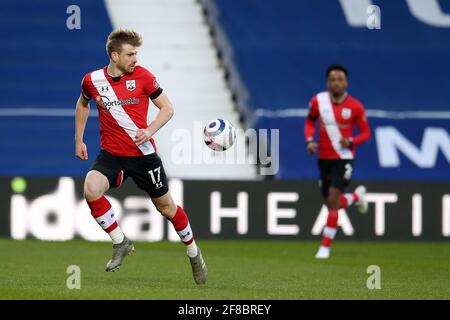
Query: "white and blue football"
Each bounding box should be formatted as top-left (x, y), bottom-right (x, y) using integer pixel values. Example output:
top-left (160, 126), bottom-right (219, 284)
top-left (203, 119), bottom-right (236, 151)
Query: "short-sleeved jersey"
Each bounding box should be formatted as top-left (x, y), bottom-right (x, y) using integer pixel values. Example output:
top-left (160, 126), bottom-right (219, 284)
top-left (305, 91), bottom-right (370, 159)
top-left (81, 65), bottom-right (162, 156)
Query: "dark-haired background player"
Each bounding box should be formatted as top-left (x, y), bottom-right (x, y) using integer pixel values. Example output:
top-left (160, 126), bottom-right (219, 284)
top-left (304, 65), bottom-right (371, 259)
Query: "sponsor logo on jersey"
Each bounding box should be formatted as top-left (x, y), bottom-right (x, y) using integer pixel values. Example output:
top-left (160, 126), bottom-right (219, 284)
top-left (95, 96), bottom-right (140, 112)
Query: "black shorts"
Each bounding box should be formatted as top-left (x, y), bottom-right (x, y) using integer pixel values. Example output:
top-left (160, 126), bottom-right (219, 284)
top-left (318, 159), bottom-right (354, 197)
top-left (90, 149), bottom-right (169, 198)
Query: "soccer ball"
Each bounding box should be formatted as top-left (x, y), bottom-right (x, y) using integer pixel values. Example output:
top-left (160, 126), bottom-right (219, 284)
top-left (203, 119), bottom-right (236, 151)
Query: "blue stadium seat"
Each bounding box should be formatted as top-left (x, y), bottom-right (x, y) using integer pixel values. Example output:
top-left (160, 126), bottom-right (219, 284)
top-left (206, 0), bottom-right (450, 180)
top-left (0, 0), bottom-right (111, 176)
top-left (209, 0), bottom-right (450, 113)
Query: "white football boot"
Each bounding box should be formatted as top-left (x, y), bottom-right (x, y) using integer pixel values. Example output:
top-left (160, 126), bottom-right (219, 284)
top-left (315, 246), bottom-right (330, 259)
top-left (354, 185), bottom-right (368, 214)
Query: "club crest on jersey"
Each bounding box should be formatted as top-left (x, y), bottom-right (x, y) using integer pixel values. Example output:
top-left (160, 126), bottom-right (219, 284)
top-left (341, 108), bottom-right (352, 119)
top-left (126, 80), bottom-right (136, 91)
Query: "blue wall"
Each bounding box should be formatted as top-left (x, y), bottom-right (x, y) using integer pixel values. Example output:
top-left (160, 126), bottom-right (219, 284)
top-left (260, 115), bottom-right (450, 180)
top-left (208, 0), bottom-right (450, 180)
top-left (0, 0), bottom-right (112, 176)
top-left (1, 0), bottom-right (449, 180)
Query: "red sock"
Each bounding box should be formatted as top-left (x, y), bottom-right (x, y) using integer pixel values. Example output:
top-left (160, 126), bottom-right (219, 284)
top-left (321, 209), bottom-right (339, 247)
top-left (339, 193), bottom-right (359, 209)
top-left (86, 196), bottom-right (118, 233)
top-left (169, 206), bottom-right (194, 245)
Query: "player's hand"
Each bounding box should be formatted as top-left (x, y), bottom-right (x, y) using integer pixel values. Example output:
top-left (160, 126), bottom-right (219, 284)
top-left (75, 141), bottom-right (88, 160)
top-left (340, 138), bottom-right (353, 148)
top-left (306, 141), bottom-right (317, 154)
top-left (134, 128), bottom-right (152, 146)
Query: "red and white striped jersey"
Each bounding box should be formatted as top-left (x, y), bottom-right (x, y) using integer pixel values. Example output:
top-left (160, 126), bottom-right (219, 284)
top-left (81, 66), bottom-right (162, 157)
top-left (304, 91), bottom-right (371, 159)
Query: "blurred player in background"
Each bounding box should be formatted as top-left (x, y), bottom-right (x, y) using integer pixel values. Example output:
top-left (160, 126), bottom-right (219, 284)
top-left (304, 65), bottom-right (371, 259)
top-left (74, 29), bottom-right (207, 284)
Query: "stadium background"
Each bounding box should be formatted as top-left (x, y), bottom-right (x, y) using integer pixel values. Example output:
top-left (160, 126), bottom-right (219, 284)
top-left (1, 0), bottom-right (449, 241)
top-left (1, 0), bottom-right (449, 300)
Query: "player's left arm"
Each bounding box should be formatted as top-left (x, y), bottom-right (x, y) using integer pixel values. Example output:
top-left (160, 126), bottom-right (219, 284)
top-left (340, 103), bottom-right (371, 148)
top-left (134, 92), bottom-right (174, 146)
top-left (352, 104), bottom-right (371, 145)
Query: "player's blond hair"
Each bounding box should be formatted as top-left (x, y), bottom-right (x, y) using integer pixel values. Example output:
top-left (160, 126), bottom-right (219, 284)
top-left (106, 29), bottom-right (143, 58)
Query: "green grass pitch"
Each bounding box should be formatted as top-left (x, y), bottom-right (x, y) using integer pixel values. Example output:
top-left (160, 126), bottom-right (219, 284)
top-left (0, 239), bottom-right (449, 299)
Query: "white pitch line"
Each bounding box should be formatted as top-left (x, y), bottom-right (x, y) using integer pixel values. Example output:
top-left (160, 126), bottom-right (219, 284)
top-left (0, 108), bottom-right (98, 117)
top-left (255, 108), bottom-right (450, 120)
top-left (0, 108), bottom-right (450, 119)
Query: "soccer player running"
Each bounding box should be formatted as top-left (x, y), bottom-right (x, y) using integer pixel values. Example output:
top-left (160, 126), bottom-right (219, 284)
top-left (74, 29), bottom-right (207, 284)
top-left (304, 65), bottom-right (371, 259)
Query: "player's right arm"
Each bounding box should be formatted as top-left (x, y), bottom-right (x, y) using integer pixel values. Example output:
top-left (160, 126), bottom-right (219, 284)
top-left (75, 76), bottom-right (91, 160)
top-left (304, 97), bottom-right (319, 154)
